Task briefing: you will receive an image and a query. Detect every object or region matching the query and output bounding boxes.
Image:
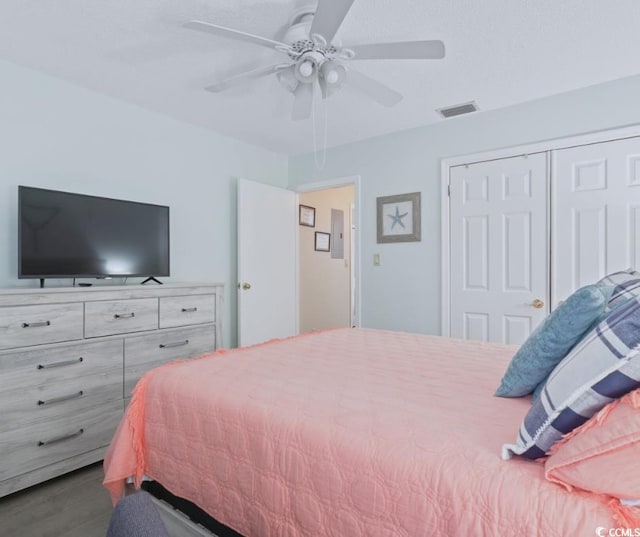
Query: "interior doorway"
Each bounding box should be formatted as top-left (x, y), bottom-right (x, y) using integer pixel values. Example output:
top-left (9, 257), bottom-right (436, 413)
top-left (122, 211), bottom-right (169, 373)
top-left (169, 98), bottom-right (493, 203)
top-left (296, 176), bottom-right (361, 332)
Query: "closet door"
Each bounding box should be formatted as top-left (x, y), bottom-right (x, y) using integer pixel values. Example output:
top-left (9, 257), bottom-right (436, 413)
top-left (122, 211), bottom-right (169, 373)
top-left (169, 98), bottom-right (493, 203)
top-left (552, 137), bottom-right (640, 306)
top-left (450, 153), bottom-right (548, 345)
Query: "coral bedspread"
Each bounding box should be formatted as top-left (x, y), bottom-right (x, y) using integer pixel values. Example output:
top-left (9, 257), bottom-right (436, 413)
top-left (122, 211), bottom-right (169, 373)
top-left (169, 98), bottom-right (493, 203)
top-left (103, 328), bottom-right (615, 536)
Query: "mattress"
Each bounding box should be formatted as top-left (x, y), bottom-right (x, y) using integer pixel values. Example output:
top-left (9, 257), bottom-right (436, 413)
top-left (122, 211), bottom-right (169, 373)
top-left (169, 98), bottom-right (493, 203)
top-left (103, 328), bottom-right (616, 536)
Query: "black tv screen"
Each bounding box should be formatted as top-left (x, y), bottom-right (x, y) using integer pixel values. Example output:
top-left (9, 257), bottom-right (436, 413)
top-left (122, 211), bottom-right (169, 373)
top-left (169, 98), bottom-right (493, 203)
top-left (19, 186), bottom-right (170, 279)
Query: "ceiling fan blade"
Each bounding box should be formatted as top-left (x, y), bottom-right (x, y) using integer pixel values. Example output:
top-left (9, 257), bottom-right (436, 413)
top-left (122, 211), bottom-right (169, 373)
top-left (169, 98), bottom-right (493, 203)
top-left (309, 0), bottom-right (356, 45)
top-left (205, 64), bottom-right (291, 93)
top-left (349, 40), bottom-right (445, 60)
top-left (184, 20), bottom-right (290, 52)
top-left (346, 69), bottom-right (403, 107)
top-left (292, 83), bottom-right (314, 121)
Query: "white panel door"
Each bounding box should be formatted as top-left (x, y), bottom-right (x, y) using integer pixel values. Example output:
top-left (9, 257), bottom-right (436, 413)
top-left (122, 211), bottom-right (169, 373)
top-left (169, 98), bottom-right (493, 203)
top-left (237, 179), bottom-right (297, 347)
top-left (450, 153), bottom-right (548, 344)
top-left (552, 136), bottom-right (640, 306)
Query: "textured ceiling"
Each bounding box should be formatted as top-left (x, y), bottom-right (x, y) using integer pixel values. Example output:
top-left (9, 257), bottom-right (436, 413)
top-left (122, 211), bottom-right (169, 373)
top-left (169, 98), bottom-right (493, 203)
top-left (1, 1), bottom-right (640, 155)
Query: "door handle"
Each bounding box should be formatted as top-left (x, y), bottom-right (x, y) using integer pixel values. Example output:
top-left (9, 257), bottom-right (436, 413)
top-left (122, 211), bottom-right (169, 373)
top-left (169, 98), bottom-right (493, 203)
top-left (241, 282), bottom-right (251, 290)
top-left (531, 299), bottom-right (544, 309)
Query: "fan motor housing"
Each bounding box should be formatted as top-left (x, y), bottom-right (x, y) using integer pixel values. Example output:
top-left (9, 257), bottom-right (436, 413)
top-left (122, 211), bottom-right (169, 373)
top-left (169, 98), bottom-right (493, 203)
top-left (287, 5), bottom-right (316, 27)
top-left (284, 23), bottom-right (312, 47)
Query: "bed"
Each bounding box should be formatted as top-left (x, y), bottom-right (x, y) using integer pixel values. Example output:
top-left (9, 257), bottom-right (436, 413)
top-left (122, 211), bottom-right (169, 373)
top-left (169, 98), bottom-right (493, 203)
top-left (103, 328), bottom-right (619, 536)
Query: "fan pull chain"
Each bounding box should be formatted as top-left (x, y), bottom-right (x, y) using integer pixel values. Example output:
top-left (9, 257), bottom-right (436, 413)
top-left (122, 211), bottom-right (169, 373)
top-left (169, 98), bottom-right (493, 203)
top-left (312, 87), bottom-right (328, 170)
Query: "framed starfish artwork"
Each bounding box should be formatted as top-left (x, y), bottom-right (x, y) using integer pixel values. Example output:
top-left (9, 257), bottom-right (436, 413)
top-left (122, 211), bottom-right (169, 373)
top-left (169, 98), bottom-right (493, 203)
top-left (376, 192), bottom-right (421, 243)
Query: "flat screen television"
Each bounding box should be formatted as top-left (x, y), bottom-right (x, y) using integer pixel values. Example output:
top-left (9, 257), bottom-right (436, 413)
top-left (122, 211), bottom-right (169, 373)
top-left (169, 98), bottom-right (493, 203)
top-left (19, 186), bottom-right (170, 279)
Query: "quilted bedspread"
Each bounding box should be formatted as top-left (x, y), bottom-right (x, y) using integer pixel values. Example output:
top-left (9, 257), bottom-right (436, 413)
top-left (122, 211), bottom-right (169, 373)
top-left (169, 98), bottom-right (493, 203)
top-left (103, 328), bottom-right (616, 536)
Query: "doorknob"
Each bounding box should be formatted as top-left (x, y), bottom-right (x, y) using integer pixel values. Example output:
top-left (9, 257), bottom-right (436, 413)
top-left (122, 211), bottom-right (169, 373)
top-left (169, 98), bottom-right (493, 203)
top-left (531, 299), bottom-right (544, 309)
top-left (241, 282), bottom-right (251, 290)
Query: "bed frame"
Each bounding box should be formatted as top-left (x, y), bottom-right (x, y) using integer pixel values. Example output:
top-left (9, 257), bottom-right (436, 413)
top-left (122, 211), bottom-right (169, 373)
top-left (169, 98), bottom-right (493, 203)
top-left (142, 481), bottom-right (241, 537)
top-left (152, 497), bottom-right (215, 537)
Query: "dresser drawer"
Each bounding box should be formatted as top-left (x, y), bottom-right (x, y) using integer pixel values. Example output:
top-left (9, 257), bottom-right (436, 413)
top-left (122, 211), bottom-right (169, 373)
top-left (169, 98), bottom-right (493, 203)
top-left (124, 324), bottom-right (216, 395)
top-left (0, 399), bottom-right (122, 482)
top-left (0, 303), bottom-right (83, 350)
top-left (0, 339), bottom-right (122, 392)
top-left (85, 298), bottom-right (158, 338)
top-left (0, 372), bottom-right (122, 433)
top-left (159, 294), bottom-right (216, 329)
top-left (0, 342), bottom-right (122, 433)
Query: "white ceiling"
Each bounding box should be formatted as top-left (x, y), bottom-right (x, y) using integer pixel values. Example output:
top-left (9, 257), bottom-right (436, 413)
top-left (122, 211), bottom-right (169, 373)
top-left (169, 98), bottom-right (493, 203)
top-left (1, 1), bottom-right (640, 155)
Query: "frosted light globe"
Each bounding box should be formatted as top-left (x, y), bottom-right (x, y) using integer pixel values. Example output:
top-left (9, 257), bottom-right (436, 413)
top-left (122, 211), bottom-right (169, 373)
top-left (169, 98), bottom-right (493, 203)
top-left (325, 70), bottom-right (339, 84)
top-left (299, 61), bottom-right (314, 77)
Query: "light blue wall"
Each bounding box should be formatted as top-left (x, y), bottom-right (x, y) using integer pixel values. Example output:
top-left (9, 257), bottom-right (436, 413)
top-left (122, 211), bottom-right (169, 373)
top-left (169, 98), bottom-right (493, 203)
top-left (289, 74), bottom-right (640, 335)
top-left (4, 57), bottom-right (640, 343)
top-left (0, 60), bottom-right (288, 348)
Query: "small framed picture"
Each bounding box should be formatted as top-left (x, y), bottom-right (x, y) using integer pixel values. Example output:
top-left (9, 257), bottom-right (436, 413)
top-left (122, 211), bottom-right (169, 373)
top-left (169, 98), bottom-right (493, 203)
top-left (376, 192), bottom-right (421, 243)
top-left (314, 231), bottom-right (331, 252)
top-left (299, 205), bottom-right (316, 227)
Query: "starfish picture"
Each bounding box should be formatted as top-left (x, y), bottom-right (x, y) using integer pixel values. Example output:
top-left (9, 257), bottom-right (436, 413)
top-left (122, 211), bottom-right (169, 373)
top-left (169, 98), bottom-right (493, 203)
top-left (387, 205), bottom-right (409, 229)
top-left (377, 193), bottom-right (420, 243)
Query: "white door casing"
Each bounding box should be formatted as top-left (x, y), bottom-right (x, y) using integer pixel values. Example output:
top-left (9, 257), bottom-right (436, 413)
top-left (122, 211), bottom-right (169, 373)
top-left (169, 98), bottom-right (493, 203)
top-left (237, 178), bottom-right (297, 347)
top-left (552, 136), bottom-right (640, 307)
top-left (449, 153), bottom-right (549, 344)
top-left (350, 203), bottom-right (356, 327)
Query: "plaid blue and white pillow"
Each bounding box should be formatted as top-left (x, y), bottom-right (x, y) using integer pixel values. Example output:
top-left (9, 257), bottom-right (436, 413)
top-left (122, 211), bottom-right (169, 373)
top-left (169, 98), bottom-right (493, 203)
top-left (502, 295), bottom-right (640, 460)
top-left (598, 268), bottom-right (640, 287)
top-left (608, 278), bottom-right (640, 309)
top-left (598, 269), bottom-right (640, 309)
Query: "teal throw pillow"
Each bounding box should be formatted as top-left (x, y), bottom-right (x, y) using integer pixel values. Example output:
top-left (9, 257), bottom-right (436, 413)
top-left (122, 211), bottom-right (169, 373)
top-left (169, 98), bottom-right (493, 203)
top-left (495, 284), bottom-right (613, 398)
top-left (530, 372), bottom-right (548, 402)
top-left (529, 291), bottom-right (634, 403)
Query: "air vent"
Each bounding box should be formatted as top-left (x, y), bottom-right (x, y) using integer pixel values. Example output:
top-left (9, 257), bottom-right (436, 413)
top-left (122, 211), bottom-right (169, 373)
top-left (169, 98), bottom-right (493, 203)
top-left (437, 101), bottom-right (479, 119)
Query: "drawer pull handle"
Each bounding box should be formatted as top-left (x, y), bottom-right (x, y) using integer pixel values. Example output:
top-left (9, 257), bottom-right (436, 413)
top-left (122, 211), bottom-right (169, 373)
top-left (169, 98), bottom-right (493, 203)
top-left (114, 312), bottom-right (136, 319)
top-left (37, 357), bottom-right (84, 370)
top-left (38, 391), bottom-right (84, 406)
top-left (159, 339), bottom-right (189, 349)
top-left (22, 320), bottom-right (51, 328)
top-left (181, 307), bottom-right (198, 313)
top-left (38, 428), bottom-right (84, 447)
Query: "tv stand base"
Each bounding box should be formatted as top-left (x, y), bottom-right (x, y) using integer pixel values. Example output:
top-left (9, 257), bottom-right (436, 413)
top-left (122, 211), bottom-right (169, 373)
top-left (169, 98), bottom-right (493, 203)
top-left (141, 276), bottom-right (163, 285)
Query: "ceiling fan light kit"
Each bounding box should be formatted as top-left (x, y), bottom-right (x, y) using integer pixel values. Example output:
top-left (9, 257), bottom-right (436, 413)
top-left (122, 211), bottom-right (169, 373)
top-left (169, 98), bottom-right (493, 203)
top-left (185, 0), bottom-right (446, 121)
top-left (321, 61), bottom-right (344, 85)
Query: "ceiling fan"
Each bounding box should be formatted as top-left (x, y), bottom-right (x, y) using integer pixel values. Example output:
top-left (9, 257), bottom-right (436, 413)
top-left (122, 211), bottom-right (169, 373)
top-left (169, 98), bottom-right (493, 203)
top-left (184, 0), bottom-right (445, 120)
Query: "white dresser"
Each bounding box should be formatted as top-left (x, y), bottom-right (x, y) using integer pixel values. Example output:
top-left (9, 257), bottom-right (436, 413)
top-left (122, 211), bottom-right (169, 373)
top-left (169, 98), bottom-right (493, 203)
top-left (0, 283), bottom-right (223, 497)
